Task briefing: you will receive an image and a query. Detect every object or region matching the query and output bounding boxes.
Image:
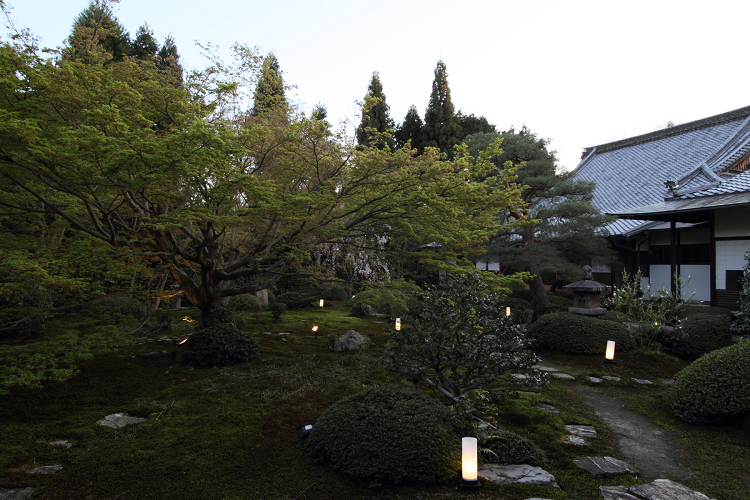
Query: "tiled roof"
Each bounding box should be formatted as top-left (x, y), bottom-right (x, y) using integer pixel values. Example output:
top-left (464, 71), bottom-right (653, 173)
top-left (572, 105), bottom-right (750, 236)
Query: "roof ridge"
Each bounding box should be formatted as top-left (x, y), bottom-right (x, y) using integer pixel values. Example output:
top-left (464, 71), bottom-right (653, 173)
top-left (580, 104), bottom-right (750, 156)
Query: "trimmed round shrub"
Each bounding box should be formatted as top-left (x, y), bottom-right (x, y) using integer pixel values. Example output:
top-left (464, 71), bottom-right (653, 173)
top-left (670, 341), bottom-right (750, 424)
top-left (226, 293), bottom-right (261, 312)
top-left (185, 314), bottom-right (260, 368)
top-left (528, 312), bottom-right (635, 354)
top-left (480, 430), bottom-right (546, 466)
top-left (680, 313), bottom-right (732, 357)
top-left (596, 310), bottom-right (635, 323)
top-left (305, 385), bottom-right (463, 486)
top-left (122, 300), bottom-right (148, 320)
top-left (325, 286), bottom-right (350, 302)
top-left (678, 304), bottom-right (732, 320)
top-left (547, 294), bottom-right (573, 310)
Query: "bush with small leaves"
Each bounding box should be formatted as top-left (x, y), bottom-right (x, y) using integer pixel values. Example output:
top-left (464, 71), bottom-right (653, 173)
top-left (680, 313), bottom-right (732, 357)
top-left (122, 300), bottom-right (148, 320)
top-left (226, 293), bottom-right (261, 312)
top-left (501, 298), bottom-right (533, 324)
top-left (185, 310), bottom-right (260, 368)
top-left (670, 341), bottom-right (750, 424)
top-left (546, 294), bottom-right (572, 310)
top-left (305, 385), bottom-right (463, 486)
top-left (528, 312), bottom-right (635, 354)
top-left (325, 286), bottom-right (350, 302)
top-left (480, 430), bottom-right (546, 466)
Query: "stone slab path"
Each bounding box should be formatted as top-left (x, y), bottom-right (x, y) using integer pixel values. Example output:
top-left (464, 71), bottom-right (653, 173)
top-left (574, 387), bottom-right (694, 481)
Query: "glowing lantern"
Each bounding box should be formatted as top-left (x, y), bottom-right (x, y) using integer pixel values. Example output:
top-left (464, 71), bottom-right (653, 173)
top-left (505, 307), bottom-right (511, 317)
top-left (395, 318), bottom-right (401, 331)
top-left (312, 326), bottom-right (319, 333)
top-left (319, 299), bottom-right (324, 307)
top-left (605, 340), bottom-right (616, 362)
top-left (461, 437), bottom-right (480, 488)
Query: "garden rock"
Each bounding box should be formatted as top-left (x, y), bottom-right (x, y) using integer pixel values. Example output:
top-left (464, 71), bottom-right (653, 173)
top-left (564, 435), bottom-right (588, 445)
top-left (331, 330), bottom-right (369, 352)
top-left (588, 376), bottom-right (604, 383)
top-left (534, 403), bottom-right (559, 413)
top-left (0, 488), bottom-right (35, 500)
top-left (532, 365), bottom-right (559, 372)
top-left (49, 440), bottom-right (72, 448)
top-left (566, 424), bottom-right (596, 437)
top-left (98, 413), bottom-right (145, 428)
top-left (600, 479), bottom-right (715, 500)
top-left (632, 378), bottom-right (653, 385)
top-left (573, 456), bottom-right (637, 475)
top-left (551, 372), bottom-right (575, 380)
top-left (26, 465), bottom-right (62, 475)
top-left (602, 376), bottom-right (621, 381)
top-left (351, 303), bottom-right (377, 317)
top-left (478, 464), bottom-right (560, 489)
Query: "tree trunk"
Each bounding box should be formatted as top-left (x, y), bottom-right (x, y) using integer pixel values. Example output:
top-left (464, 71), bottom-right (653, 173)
top-left (529, 274), bottom-right (552, 322)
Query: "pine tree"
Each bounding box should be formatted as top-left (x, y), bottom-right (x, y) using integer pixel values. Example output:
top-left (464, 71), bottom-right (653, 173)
top-left (65, 0), bottom-right (131, 62)
top-left (156, 35), bottom-right (182, 83)
top-left (128, 23), bottom-right (158, 60)
top-left (356, 71), bottom-right (395, 149)
top-left (394, 105), bottom-right (424, 152)
top-left (251, 52), bottom-right (286, 116)
top-left (423, 60), bottom-right (462, 157)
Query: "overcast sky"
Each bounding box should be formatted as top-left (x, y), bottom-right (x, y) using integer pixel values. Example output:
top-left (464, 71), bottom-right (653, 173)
top-left (4, 0), bottom-right (749, 171)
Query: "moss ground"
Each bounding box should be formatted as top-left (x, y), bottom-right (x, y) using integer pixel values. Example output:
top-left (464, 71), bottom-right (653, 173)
top-left (1, 305), bottom-right (747, 499)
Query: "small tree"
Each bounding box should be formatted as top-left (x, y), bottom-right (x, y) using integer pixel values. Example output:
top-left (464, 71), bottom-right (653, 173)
top-left (381, 273), bottom-right (541, 411)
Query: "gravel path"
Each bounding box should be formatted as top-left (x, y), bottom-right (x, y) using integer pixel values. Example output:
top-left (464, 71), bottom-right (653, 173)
top-left (574, 387), bottom-right (694, 481)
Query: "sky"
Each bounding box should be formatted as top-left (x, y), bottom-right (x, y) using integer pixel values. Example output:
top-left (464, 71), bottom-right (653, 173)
top-left (4, 0), bottom-right (749, 171)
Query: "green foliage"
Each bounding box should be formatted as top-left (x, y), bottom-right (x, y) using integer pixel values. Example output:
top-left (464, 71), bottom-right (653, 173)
top-left (304, 385), bottom-right (463, 486)
top-left (422, 60), bottom-right (462, 157)
top-left (456, 112), bottom-right (495, 138)
top-left (324, 286), bottom-right (349, 302)
top-left (269, 301), bottom-right (287, 322)
top-left (381, 274), bottom-right (541, 406)
top-left (480, 430), bottom-right (546, 466)
top-left (501, 297), bottom-right (533, 324)
top-left (597, 310), bottom-right (635, 323)
top-left (546, 294), bottom-right (572, 310)
top-left (670, 340), bottom-right (750, 424)
top-left (356, 71), bottom-right (395, 149)
top-left (680, 313), bottom-right (732, 357)
top-left (679, 304), bottom-right (732, 319)
top-left (349, 278), bottom-right (421, 316)
top-left (731, 250), bottom-right (750, 335)
top-left (251, 52), bottom-right (286, 116)
top-left (185, 318), bottom-right (261, 368)
top-left (226, 293), bottom-right (261, 312)
top-left (528, 312), bottom-right (635, 354)
top-left (394, 105), bottom-right (424, 152)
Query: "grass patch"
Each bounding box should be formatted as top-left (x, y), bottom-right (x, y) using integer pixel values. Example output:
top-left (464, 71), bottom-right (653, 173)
top-left (1, 306), bottom-right (747, 499)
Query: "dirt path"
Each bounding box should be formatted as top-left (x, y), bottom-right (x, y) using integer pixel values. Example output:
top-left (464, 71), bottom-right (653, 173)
top-left (574, 387), bottom-right (694, 481)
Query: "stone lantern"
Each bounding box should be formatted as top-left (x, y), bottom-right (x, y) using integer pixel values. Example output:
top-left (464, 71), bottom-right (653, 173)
top-left (563, 266), bottom-right (611, 316)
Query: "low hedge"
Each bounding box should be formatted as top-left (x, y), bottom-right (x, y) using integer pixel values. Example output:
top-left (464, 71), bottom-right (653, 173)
top-left (305, 385), bottom-right (463, 486)
top-left (528, 312), bottom-right (635, 354)
top-left (670, 341), bottom-right (750, 424)
top-left (480, 430), bottom-right (546, 466)
top-left (680, 313), bottom-right (732, 357)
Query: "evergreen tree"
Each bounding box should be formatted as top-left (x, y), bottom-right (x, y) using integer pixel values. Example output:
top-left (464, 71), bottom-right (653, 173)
top-left (457, 112), bottom-right (495, 139)
top-left (422, 60), bottom-right (462, 157)
top-left (394, 105), bottom-right (424, 152)
top-left (356, 71), bottom-right (395, 149)
top-left (128, 23), bottom-right (158, 60)
top-left (65, 0), bottom-right (130, 62)
top-left (156, 35), bottom-right (182, 83)
top-left (251, 52), bottom-right (286, 116)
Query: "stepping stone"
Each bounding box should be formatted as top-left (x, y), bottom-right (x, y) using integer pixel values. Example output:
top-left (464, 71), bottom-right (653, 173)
top-left (26, 465), bottom-right (62, 475)
top-left (534, 403), bottom-right (559, 413)
top-left (0, 488), bottom-right (35, 500)
top-left (49, 440), bottom-right (72, 448)
top-left (478, 464), bottom-right (560, 489)
top-left (573, 456), bottom-right (638, 475)
top-left (98, 413), bottom-right (145, 428)
top-left (517, 391), bottom-right (540, 396)
top-left (601, 479), bottom-right (716, 500)
top-left (564, 435), bottom-right (588, 446)
top-left (532, 365), bottom-right (559, 372)
top-left (602, 376), bottom-right (621, 381)
top-left (587, 376), bottom-right (603, 383)
top-left (661, 379), bottom-right (675, 385)
top-left (566, 424), bottom-right (596, 437)
top-left (632, 378), bottom-right (654, 385)
top-left (551, 372), bottom-right (575, 380)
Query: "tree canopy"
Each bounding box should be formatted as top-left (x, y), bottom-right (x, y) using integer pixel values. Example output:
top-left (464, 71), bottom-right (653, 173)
top-left (356, 71), bottom-right (395, 149)
top-left (422, 60), bottom-right (462, 157)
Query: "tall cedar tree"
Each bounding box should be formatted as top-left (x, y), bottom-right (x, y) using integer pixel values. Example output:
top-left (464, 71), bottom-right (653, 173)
top-left (65, 0), bottom-right (130, 62)
top-left (423, 60), bottom-right (462, 157)
top-left (394, 105), bottom-right (424, 152)
top-left (356, 71), bottom-right (395, 149)
top-left (473, 127), bottom-right (614, 318)
top-left (251, 52), bottom-right (286, 116)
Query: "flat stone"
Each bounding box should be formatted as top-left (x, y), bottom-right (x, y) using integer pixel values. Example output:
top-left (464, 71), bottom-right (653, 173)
top-left (629, 479), bottom-right (715, 500)
top-left (534, 403), bottom-right (559, 413)
top-left (566, 424), bottom-right (597, 437)
top-left (564, 435), bottom-right (588, 446)
top-left (26, 465), bottom-right (62, 475)
top-left (98, 413), bottom-right (145, 428)
top-left (602, 376), bottom-right (621, 381)
top-left (517, 391), bottom-right (540, 396)
top-left (587, 376), bottom-right (604, 383)
top-left (478, 464), bottom-right (560, 489)
top-left (532, 365), bottom-right (559, 372)
top-left (573, 456), bottom-right (638, 475)
top-left (661, 379), bottom-right (675, 385)
top-left (0, 488), bottom-right (35, 500)
top-left (632, 378), bottom-right (654, 385)
top-left (48, 440), bottom-right (72, 448)
top-left (551, 372), bottom-right (575, 380)
top-left (602, 480), bottom-right (716, 500)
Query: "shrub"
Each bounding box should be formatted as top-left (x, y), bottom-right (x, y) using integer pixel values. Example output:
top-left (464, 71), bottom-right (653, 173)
top-left (680, 313), bottom-right (732, 357)
top-left (185, 311), bottom-right (260, 368)
top-left (528, 312), bottom-right (635, 354)
top-left (269, 301), bottom-right (287, 322)
top-left (325, 286), bottom-right (350, 302)
top-left (305, 385), bottom-right (463, 486)
top-left (122, 300), bottom-right (149, 320)
top-left (226, 293), bottom-right (261, 312)
top-left (679, 304), bottom-right (732, 320)
top-left (596, 310), bottom-right (635, 323)
top-left (509, 288), bottom-right (534, 302)
top-left (480, 430), bottom-right (546, 466)
top-left (349, 278), bottom-right (421, 316)
top-left (546, 294), bottom-right (573, 310)
top-left (670, 341), bottom-right (750, 424)
top-left (501, 297), bottom-right (533, 324)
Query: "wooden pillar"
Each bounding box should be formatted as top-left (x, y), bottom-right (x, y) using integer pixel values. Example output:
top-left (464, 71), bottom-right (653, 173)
top-left (670, 221), bottom-right (677, 296)
top-left (710, 211), bottom-right (716, 306)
